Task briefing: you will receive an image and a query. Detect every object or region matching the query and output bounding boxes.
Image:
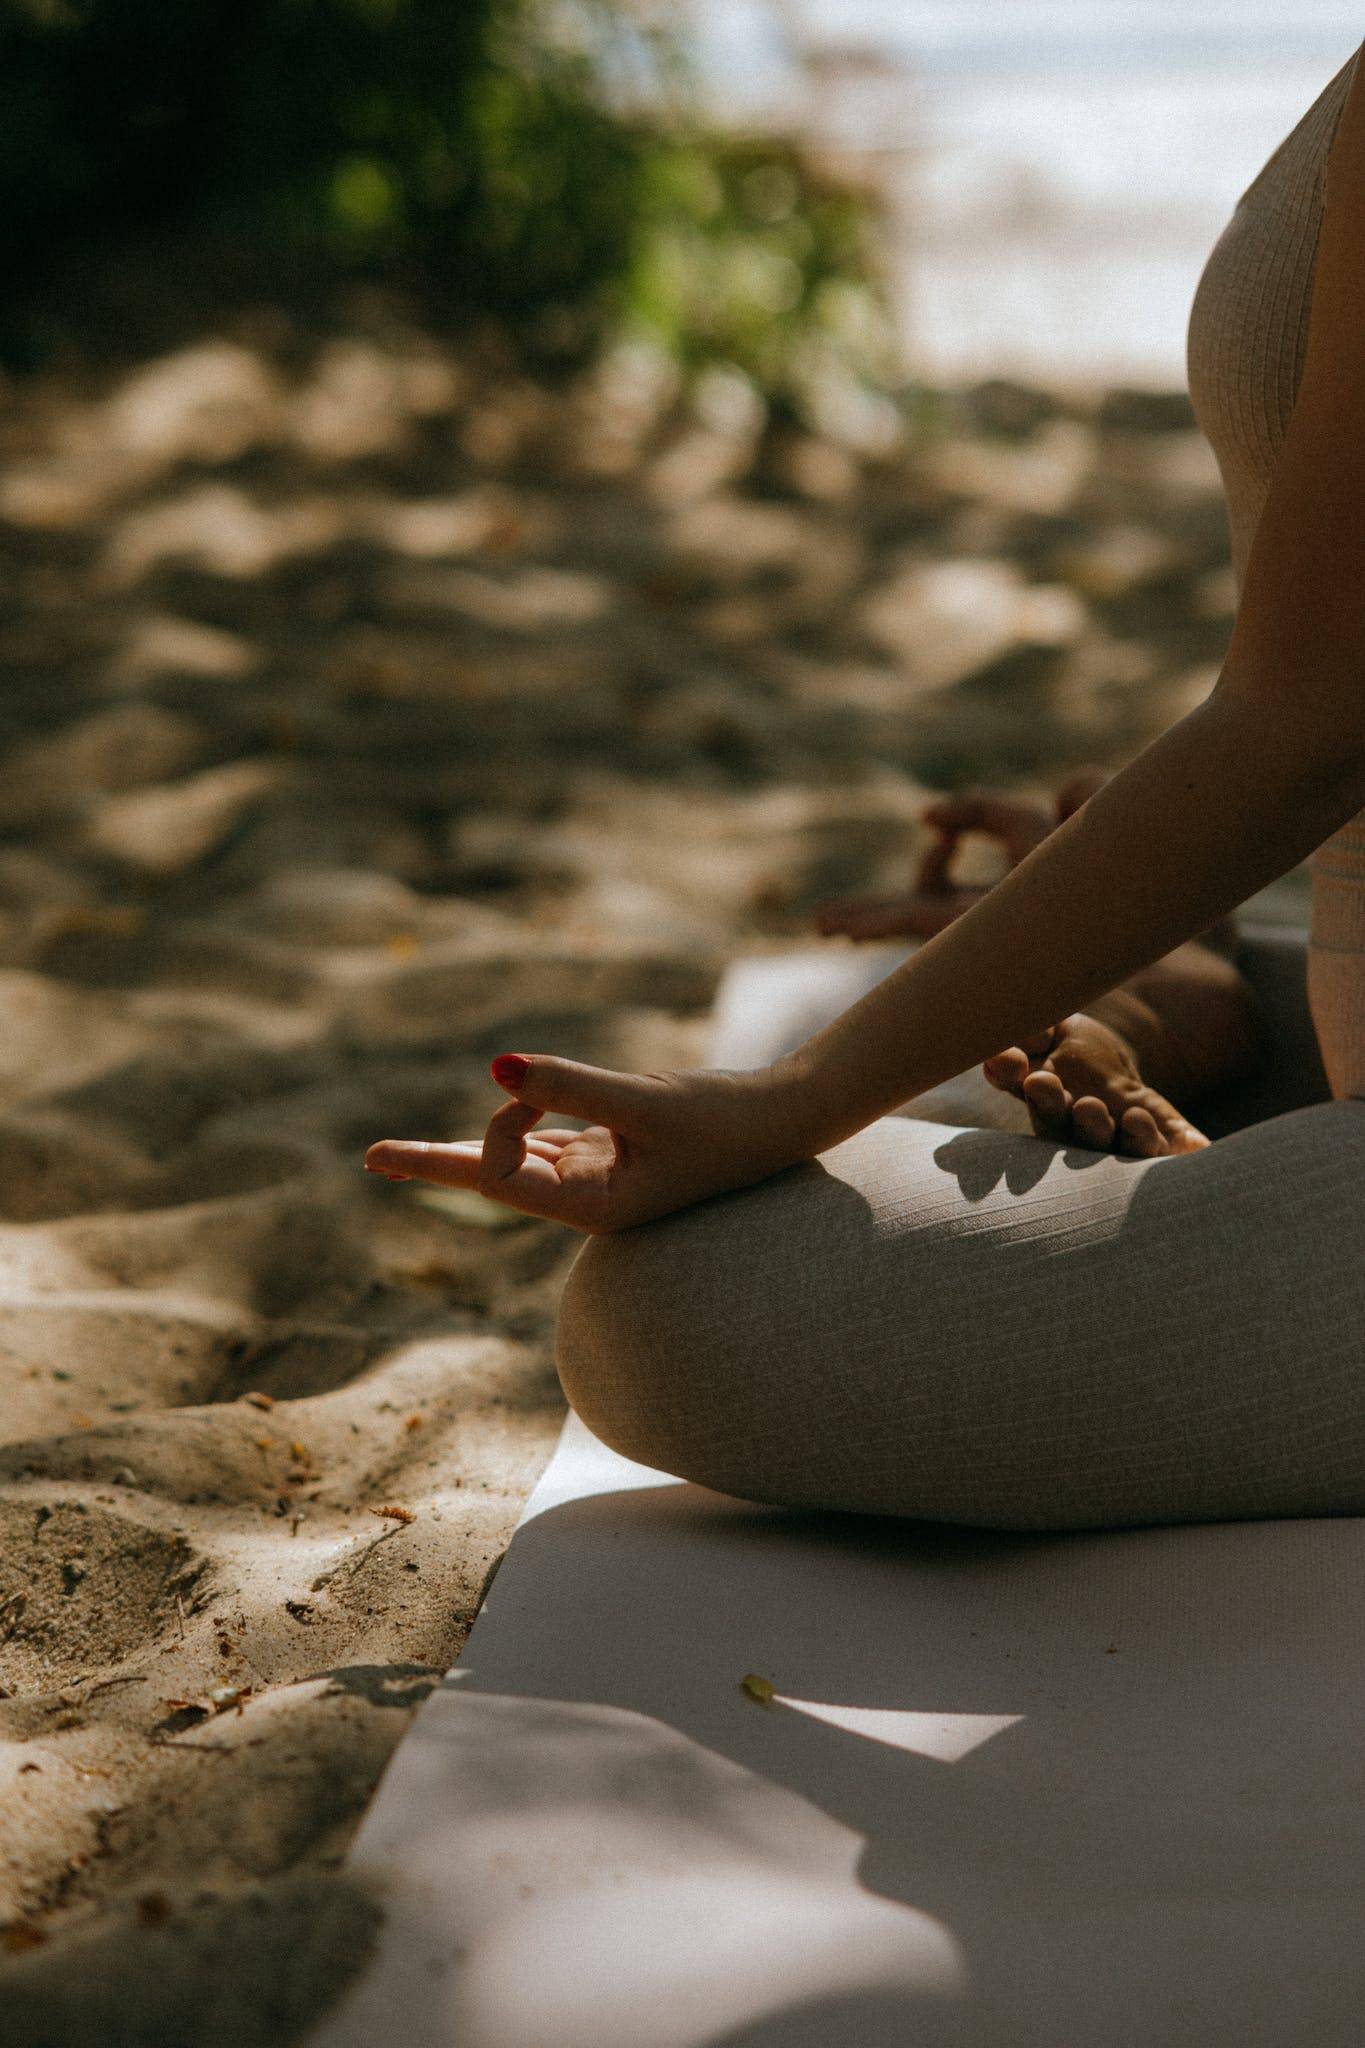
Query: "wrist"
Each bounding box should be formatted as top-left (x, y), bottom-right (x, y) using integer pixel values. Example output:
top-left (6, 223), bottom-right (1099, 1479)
top-left (766, 1043), bottom-right (868, 1158)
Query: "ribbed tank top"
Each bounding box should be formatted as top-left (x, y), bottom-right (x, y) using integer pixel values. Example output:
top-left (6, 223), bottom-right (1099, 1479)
top-left (1185, 43), bottom-right (1365, 1099)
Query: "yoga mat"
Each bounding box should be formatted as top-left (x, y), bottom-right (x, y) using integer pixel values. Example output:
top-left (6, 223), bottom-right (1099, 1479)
top-left (312, 927), bottom-right (1361, 2047)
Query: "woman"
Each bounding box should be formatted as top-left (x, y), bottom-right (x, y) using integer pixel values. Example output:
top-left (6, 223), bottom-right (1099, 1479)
top-left (367, 44), bottom-right (1365, 1531)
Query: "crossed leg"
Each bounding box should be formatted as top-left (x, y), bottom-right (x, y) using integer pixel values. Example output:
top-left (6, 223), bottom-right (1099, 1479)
top-left (557, 1097), bottom-right (1365, 1532)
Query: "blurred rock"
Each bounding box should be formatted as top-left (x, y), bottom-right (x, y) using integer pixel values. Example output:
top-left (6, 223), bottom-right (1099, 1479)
top-left (289, 339), bottom-right (419, 462)
top-left (0, 454), bottom-right (129, 531)
top-left (749, 425), bottom-right (861, 503)
top-left (1193, 564), bottom-right (1240, 619)
top-left (102, 486), bottom-right (345, 587)
top-left (363, 486), bottom-right (531, 561)
top-left (227, 868), bottom-right (428, 946)
top-left (644, 425), bottom-right (759, 509)
top-left (36, 704), bottom-right (204, 791)
top-left (668, 495), bottom-right (812, 587)
top-left (378, 561), bottom-right (613, 634)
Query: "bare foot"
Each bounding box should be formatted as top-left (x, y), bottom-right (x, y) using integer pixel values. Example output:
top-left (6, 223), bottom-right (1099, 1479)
top-left (983, 1012), bottom-right (1211, 1157)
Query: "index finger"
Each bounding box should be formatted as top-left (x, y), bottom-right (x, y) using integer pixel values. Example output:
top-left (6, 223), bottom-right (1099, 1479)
top-left (479, 1098), bottom-right (545, 1183)
top-left (365, 1135), bottom-right (589, 1227)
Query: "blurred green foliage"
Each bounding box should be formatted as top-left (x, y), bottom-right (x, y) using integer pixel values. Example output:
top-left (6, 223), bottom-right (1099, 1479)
top-left (624, 137), bottom-right (893, 425)
top-left (0, 0), bottom-right (893, 416)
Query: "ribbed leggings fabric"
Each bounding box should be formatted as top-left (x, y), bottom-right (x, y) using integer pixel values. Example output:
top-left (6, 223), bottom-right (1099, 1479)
top-left (557, 1088), bottom-right (1365, 1531)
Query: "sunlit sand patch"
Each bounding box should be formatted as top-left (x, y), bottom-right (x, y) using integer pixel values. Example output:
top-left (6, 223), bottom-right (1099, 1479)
top-left (109, 612), bottom-right (259, 688)
top-left (100, 486), bottom-right (347, 587)
top-left (102, 342), bottom-right (283, 465)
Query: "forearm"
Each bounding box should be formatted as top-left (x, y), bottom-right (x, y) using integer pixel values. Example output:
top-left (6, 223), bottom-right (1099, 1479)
top-left (779, 687), bottom-right (1364, 1150)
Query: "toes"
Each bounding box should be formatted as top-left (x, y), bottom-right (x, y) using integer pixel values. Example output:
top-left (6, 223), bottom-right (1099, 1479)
top-left (1070, 1093), bottom-right (1116, 1149)
top-left (1117, 1104), bottom-right (1165, 1158)
top-left (1022, 1069), bottom-right (1069, 1116)
top-left (983, 1046), bottom-right (1030, 1091)
top-left (1019, 1024), bottom-right (1060, 1058)
top-left (1021, 1068), bottom-right (1072, 1135)
top-left (984, 1023), bottom-right (1064, 1092)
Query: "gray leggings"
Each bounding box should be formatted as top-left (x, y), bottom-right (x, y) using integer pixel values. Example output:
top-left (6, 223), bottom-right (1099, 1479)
top-left (556, 928), bottom-right (1365, 1531)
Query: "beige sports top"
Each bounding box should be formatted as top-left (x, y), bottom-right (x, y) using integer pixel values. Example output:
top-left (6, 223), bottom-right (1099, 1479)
top-left (1185, 43), bottom-right (1365, 1099)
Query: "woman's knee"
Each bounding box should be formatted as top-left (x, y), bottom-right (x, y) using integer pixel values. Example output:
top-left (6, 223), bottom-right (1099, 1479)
top-left (554, 1219), bottom-right (737, 1488)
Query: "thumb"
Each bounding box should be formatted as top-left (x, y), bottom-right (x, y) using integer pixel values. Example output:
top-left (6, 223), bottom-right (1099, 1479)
top-left (490, 1052), bottom-right (654, 1131)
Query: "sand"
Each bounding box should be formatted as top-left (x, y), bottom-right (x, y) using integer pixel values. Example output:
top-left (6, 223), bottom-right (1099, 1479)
top-left (0, 282), bottom-right (1304, 2044)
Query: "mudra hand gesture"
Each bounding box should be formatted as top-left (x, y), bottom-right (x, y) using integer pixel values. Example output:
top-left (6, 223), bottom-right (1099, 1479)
top-left (366, 1055), bottom-right (811, 1236)
top-left (814, 772), bottom-right (1107, 942)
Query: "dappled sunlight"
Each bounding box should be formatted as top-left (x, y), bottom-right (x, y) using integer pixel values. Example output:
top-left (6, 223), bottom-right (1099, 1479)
top-left (336, 1690), bottom-right (966, 2048)
top-left (102, 484), bottom-right (348, 585)
top-left (111, 611), bottom-right (260, 688)
top-left (776, 1697), bottom-right (1025, 1762)
top-left (330, 1420), bottom-right (1365, 2044)
top-left (0, 256), bottom-right (1314, 2028)
top-left (104, 341), bottom-right (283, 465)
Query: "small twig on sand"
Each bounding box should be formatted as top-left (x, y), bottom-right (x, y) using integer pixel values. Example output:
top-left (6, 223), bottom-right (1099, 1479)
top-left (85, 1674), bottom-right (148, 1699)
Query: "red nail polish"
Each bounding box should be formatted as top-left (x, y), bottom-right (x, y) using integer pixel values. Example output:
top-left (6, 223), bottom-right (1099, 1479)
top-left (491, 1053), bottom-right (531, 1089)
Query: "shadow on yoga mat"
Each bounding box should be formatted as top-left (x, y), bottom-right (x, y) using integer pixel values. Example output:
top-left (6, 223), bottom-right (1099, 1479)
top-left (311, 1417), bottom-right (1365, 2047)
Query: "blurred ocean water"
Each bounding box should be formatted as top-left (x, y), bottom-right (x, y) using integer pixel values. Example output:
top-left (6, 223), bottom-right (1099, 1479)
top-left (695, 3), bottom-right (1365, 385)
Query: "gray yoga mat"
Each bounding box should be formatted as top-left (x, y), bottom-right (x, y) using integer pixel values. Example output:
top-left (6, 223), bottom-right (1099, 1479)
top-left (311, 925), bottom-right (1362, 2048)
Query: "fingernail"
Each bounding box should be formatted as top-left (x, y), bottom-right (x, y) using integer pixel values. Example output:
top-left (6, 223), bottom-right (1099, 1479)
top-left (491, 1054), bottom-right (531, 1089)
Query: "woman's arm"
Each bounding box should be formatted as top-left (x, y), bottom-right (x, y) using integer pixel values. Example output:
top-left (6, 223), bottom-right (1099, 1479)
top-left (780, 40), bottom-right (1365, 1152)
top-left (777, 685), bottom-right (1365, 1154)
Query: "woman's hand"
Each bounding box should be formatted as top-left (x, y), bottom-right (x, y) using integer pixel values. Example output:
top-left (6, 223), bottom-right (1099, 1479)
top-left (364, 1054), bottom-right (813, 1235)
top-left (814, 774), bottom-right (1107, 942)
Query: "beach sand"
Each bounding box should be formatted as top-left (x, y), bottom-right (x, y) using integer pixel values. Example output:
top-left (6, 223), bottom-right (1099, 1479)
top-left (0, 283), bottom-right (1304, 2043)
